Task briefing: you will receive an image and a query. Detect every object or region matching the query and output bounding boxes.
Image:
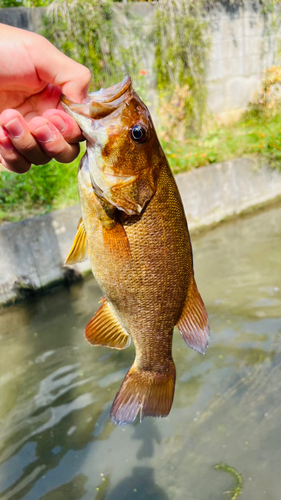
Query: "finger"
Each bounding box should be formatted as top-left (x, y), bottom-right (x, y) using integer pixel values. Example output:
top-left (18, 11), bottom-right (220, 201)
top-left (27, 35), bottom-right (91, 102)
top-left (0, 126), bottom-right (31, 173)
top-left (29, 117), bottom-right (80, 163)
top-left (0, 110), bottom-right (51, 166)
top-left (43, 109), bottom-right (84, 143)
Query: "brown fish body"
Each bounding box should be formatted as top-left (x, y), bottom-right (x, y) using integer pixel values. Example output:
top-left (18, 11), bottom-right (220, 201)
top-left (62, 77), bottom-right (209, 424)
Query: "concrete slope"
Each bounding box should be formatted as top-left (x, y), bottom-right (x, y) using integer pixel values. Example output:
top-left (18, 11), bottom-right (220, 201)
top-left (1, 158), bottom-right (281, 305)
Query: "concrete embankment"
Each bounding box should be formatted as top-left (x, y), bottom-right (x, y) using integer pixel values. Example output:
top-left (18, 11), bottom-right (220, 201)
top-left (1, 157), bottom-right (281, 306)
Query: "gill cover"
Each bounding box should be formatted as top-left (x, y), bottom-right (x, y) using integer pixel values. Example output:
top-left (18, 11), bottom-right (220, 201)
top-left (61, 76), bottom-right (159, 215)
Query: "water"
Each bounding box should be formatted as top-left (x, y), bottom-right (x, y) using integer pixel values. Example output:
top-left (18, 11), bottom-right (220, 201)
top-left (0, 202), bottom-right (281, 500)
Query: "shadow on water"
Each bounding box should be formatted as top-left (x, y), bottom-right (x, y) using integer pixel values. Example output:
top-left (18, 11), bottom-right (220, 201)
top-left (103, 467), bottom-right (169, 500)
top-left (132, 421), bottom-right (161, 460)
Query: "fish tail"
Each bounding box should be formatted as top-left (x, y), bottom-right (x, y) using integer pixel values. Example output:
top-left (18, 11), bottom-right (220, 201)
top-left (110, 361), bottom-right (176, 425)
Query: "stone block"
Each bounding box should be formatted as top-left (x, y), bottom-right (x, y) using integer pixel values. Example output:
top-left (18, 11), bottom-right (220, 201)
top-left (0, 7), bottom-right (46, 31)
top-left (243, 16), bottom-right (264, 38)
top-left (244, 36), bottom-right (263, 56)
top-left (0, 214), bottom-right (63, 304)
top-left (175, 158), bottom-right (281, 230)
top-left (0, 221), bottom-right (40, 289)
top-left (221, 57), bottom-right (244, 78)
top-left (207, 59), bottom-right (223, 81)
top-left (22, 216), bottom-right (63, 288)
top-left (243, 0), bottom-right (260, 16)
top-left (207, 82), bottom-right (226, 114)
top-left (209, 24), bottom-right (222, 44)
top-left (221, 38), bottom-right (244, 59)
top-left (243, 55), bottom-right (262, 76)
top-left (225, 75), bottom-right (259, 108)
top-left (221, 17), bottom-right (244, 40)
top-left (210, 41), bottom-right (222, 62)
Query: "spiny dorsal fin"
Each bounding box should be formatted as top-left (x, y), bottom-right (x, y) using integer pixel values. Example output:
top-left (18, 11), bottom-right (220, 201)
top-left (177, 279), bottom-right (210, 355)
top-left (85, 299), bottom-right (131, 350)
top-left (65, 218), bottom-right (88, 265)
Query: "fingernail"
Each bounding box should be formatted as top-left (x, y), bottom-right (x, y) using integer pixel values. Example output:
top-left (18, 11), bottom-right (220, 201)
top-left (49, 115), bottom-right (66, 133)
top-left (33, 124), bottom-right (54, 143)
top-left (0, 127), bottom-right (14, 150)
top-left (4, 118), bottom-right (24, 139)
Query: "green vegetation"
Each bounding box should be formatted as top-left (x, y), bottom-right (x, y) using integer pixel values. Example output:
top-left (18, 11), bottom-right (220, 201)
top-left (42, 0), bottom-right (145, 93)
top-left (0, 152), bottom-right (81, 224)
top-left (0, 0), bottom-right (49, 7)
top-left (215, 463), bottom-right (243, 500)
top-left (154, 0), bottom-right (210, 132)
top-left (164, 108), bottom-right (281, 173)
top-left (2, 107), bottom-right (281, 224)
top-left (1, 0), bottom-right (281, 224)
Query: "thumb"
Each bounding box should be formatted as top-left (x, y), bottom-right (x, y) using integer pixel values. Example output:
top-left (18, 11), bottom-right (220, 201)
top-left (29, 34), bottom-right (91, 102)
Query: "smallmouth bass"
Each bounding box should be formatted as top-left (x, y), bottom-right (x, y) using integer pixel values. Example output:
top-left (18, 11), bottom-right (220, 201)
top-left (61, 76), bottom-right (210, 425)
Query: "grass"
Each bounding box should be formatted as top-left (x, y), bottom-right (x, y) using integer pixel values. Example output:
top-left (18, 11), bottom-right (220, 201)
top-left (1, 107), bottom-right (281, 224)
top-left (0, 150), bottom-right (82, 224)
top-left (165, 107), bottom-right (281, 174)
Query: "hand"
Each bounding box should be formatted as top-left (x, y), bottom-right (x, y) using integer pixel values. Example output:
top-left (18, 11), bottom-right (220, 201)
top-left (0, 23), bottom-right (91, 173)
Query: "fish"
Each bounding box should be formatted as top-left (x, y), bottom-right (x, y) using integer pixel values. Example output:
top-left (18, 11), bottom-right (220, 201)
top-left (61, 76), bottom-right (210, 425)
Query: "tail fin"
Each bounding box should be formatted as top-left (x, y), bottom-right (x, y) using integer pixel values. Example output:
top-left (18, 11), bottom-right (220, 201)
top-left (110, 361), bottom-right (176, 425)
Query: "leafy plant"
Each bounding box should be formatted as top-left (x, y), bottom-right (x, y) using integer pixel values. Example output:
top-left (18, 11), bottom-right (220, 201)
top-left (251, 65), bottom-right (281, 110)
top-left (43, 0), bottom-right (146, 92)
top-left (158, 84), bottom-right (193, 141)
top-left (164, 106), bottom-right (281, 173)
top-left (0, 152), bottom-right (81, 223)
top-left (154, 0), bottom-right (211, 133)
top-left (0, 0), bottom-right (51, 7)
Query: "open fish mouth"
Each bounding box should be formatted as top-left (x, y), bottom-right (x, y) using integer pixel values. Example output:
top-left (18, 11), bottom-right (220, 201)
top-left (60, 76), bottom-right (132, 121)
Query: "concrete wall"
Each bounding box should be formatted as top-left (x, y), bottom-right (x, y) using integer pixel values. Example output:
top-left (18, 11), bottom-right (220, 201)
top-left (206, 0), bottom-right (281, 119)
top-left (0, 6), bottom-right (45, 32)
top-left (1, 2), bottom-right (280, 118)
top-left (1, 158), bottom-right (281, 306)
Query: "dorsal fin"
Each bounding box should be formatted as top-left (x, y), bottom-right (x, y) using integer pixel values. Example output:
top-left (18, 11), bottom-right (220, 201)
top-left (177, 279), bottom-right (210, 355)
top-left (85, 299), bottom-right (131, 350)
top-left (65, 218), bottom-right (88, 265)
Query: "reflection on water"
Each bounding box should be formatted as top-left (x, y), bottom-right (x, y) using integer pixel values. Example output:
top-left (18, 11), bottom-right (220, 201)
top-left (0, 202), bottom-right (281, 500)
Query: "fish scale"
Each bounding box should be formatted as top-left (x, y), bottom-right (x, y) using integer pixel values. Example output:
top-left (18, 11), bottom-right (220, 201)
top-left (62, 75), bottom-right (210, 425)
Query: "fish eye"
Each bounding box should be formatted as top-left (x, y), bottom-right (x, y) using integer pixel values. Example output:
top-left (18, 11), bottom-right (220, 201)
top-left (130, 124), bottom-right (147, 143)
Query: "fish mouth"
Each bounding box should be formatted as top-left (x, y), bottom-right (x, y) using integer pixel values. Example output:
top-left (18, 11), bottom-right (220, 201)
top-left (60, 76), bottom-right (132, 121)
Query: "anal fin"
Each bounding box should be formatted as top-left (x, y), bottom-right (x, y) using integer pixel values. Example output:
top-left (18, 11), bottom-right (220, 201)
top-left (177, 279), bottom-right (210, 355)
top-left (85, 299), bottom-right (131, 350)
top-left (65, 218), bottom-right (88, 265)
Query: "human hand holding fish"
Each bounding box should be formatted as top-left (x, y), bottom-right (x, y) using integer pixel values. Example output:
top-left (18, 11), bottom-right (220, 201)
top-left (62, 76), bottom-right (210, 425)
top-left (0, 24), bottom-right (91, 173)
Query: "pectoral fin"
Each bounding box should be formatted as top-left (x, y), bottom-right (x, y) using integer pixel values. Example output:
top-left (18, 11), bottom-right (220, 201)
top-left (177, 280), bottom-right (210, 355)
top-left (85, 299), bottom-right (131, 350)
top-left (102, 222), bottom-right (131, 260)
top-left (65, 218), bottom-right (88, 265)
